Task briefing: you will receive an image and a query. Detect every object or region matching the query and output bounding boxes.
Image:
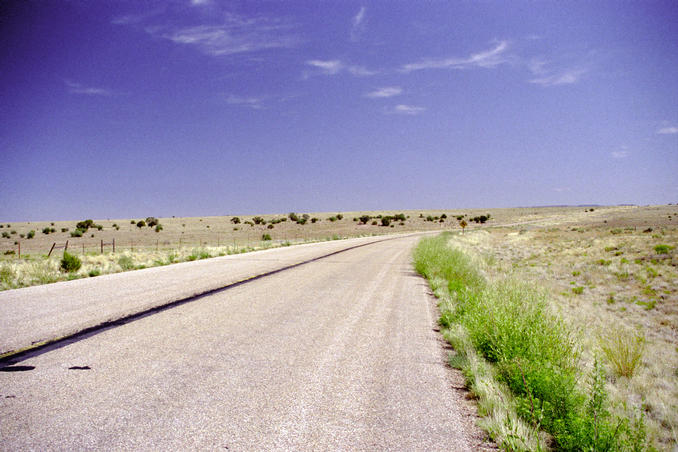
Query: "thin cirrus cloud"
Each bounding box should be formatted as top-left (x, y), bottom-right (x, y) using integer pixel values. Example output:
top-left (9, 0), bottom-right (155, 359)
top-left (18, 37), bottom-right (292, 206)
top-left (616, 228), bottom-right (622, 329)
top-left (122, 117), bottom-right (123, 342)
top-left (350, 6), bottom-right (367, 42)
top-left (225, 95), bottom-right (265, 109)
top-left (530, 68), bottom-right (587, 86)
top-left (657, 126), bottom-right (678, 134)
top-left (388, 104), bottom-right (425, 115)
top-left (611, 150), bottom-right (629, 159)
top-left (305, 59), bottom-right (376, 77)
top-left (65, 80), bottom-right (113, 96)
top-left (365, 87), bottom-right (402, 98)
top-left (148, 14), bottom-right (299, 57)
top-left (401, 41), bottom-right (510, 72)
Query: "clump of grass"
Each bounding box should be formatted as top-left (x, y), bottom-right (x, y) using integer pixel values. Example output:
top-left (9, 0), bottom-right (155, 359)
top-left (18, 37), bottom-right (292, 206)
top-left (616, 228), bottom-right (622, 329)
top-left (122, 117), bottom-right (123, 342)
top-left (653, 244), bottom-right (673, 255)
top-left (60, 252), bottom-right (81, 273)
top-left (572, 286), bottom-right (584, 295)
top-left (599, 328), bottom-right (645, 378)
top-left (118, 255), bottom-right (135, 271)
top-left (0, 264), bottom-right (17, 289)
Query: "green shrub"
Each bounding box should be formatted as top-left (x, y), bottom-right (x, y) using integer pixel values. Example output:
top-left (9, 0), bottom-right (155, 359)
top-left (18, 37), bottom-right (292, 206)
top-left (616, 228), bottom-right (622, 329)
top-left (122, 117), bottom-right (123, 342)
top-left (1, 232), bottom-right (9, 239)
top-left (336, 214), bottom-right (343, 220)
top-left (253, 216), bottom-right (265, 225)
top-left (88, 269), bottom-right (101, 277)
top-left (230, 217), bottom-right (241, 224)
top-left (311, 217), bottom-right (318, 223)
top-left (136, 220), bottom-right (146, 228)
top-left (359, 215), bottom-right (370, 224)
top-left (262, 233), bottom-right (272, 241)
top-left (76, 219), bottom-right (94, 230)
top-left (26, 230), bottom-right (35, 239)
top-left (572, 286), bottom-right (584, 295)
top-left (288, 212), bottom-right (299, 222)
top-left (381, 217), bottom-right (391, 226)
top-left (70, 229), bottom-right (84, 238)
top-left (61, 228), bottom-right (68, 233)
top-left (155, 224), bottom-right (163, 232)
top-left (42, 227), bottom-right (51, 234)
top-left (654, 244), bottom-right (673, 254)
top-left (60, 252), bottom-right (81, 273)
top-left (145, 217), bottom-right (158, 227)
top-left (118, 255), bottom-right (135, 270)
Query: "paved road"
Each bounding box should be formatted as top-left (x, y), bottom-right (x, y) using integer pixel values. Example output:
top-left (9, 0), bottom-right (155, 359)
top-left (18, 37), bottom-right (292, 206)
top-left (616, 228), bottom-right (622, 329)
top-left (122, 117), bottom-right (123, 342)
top-left (1, 234), bottom-right (486, 450)
top-left (1, 235), bottom-right (405, 356)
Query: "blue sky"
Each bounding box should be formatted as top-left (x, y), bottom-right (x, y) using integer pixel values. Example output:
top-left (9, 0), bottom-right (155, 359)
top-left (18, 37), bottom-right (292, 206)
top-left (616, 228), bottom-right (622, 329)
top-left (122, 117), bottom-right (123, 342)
top-left (1, 0), bottom-right (677, 221)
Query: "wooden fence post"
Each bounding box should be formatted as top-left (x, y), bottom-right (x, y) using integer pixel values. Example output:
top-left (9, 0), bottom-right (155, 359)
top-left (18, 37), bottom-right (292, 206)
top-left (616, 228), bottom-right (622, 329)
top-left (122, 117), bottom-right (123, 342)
top-left (101, 239), bottom-right (103, 254)
top-left (112, 238), bottom-right (115, 253)
top-left (65, 240), bottom-right (69, 252)
top-left (48, 242), bottom-right (56, 257)
top-left (17, 241), bottom-right (20, 259)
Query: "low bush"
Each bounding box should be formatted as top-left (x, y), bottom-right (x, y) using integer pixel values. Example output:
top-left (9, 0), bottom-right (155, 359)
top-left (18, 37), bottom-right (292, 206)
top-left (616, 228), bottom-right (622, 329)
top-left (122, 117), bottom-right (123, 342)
top-left (262, 233), bottom-right (272, 241)
top-left (42, 227), bottom-right (51, 234)
top-left (381, 217), bottom-right (391, 227)
top-left (654, 244), bottom-right (673, 254)
top-left (136, 220), bottom-right (146, 228)
top-left (359, 215), bottom-right (371, 224)
top-left (118, 255), bottom-right (135, 270)
top-left (1, 232), bottom-right (9, 239)
top-left (231, 217), bottom-right (241, 224)
top-left (155, 224), bottom-right (163, 232)
top-left (60, 252), bottom-right (81, 273)
top-left (26, 230), bottom-right (35, 239)
top-left (61, 228), bottom-right (68, 232)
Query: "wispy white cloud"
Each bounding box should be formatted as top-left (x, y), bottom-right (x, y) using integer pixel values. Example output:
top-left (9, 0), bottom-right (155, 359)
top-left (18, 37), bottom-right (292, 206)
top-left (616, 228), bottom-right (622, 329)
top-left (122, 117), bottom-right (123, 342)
top-left (402, 41), bottom-right (510, 72)
top-left (225, 95), bottom-right (265, 109)
top-left (148, 14), bottom-right (299, 57)
top-left (190, 0), bottom-right (212, 6)
top-left (553, 187), bottom-right (571, 193)
top-left (366, 87), bottom-right (402, 98)
top-left (657, 126), bottom-right (678, 134)
top-left (530, 68), bottom-right (587, 86)
top-left (387, 104), bottom-right (425, 115)
top-left (304, 60), bottom-right (377, 77)
top-left (65, 81), bottom-right (113, 96)
top-left (611, 150), bottom-right (629, 159)
top-left (306, 59), bottom-right (344, 75)
top-left (350, 6), bottom-right (367, 42)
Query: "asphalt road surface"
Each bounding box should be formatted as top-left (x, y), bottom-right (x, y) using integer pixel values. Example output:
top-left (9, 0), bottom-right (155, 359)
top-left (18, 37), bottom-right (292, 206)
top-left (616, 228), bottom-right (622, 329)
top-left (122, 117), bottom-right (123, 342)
top-left (1, 234), bottom-right (488, 450)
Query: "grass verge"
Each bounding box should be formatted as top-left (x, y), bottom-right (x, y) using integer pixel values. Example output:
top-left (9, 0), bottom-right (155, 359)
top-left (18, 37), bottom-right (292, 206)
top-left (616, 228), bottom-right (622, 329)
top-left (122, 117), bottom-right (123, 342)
top-left (414, 233), bottom-right (652, 451)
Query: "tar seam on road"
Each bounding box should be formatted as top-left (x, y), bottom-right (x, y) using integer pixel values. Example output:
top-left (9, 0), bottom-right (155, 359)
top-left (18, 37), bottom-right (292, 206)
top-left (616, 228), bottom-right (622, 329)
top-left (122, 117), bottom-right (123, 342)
top-left (0, 234), bottom-right (421, 366)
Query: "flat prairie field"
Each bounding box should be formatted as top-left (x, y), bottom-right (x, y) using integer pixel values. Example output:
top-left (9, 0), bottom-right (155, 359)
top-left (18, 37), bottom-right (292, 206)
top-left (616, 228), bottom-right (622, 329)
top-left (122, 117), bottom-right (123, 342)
top-left (1, 205), bottom-right (669, 257)
top-left (447, 204), bottom-right (677, 449)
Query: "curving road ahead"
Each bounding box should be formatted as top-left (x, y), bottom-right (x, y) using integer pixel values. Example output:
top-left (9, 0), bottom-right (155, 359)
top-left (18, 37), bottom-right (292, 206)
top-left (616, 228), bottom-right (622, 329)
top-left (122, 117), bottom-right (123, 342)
top-left (1, 234), bottom-right (488, 450)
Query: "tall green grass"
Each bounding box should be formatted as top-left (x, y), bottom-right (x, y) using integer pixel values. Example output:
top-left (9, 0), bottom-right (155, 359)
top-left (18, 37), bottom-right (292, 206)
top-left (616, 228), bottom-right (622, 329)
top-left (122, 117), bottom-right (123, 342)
top-left (414, 233), bottom-right (650, 451)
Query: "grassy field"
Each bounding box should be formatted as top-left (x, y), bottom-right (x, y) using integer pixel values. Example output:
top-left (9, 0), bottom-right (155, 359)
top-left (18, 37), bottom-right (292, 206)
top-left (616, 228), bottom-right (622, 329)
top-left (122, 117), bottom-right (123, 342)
top-left (415, 204), bottom-right (677, 450)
